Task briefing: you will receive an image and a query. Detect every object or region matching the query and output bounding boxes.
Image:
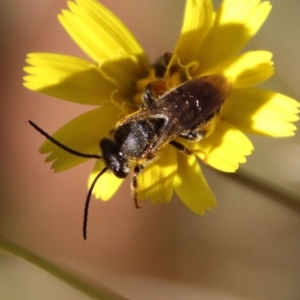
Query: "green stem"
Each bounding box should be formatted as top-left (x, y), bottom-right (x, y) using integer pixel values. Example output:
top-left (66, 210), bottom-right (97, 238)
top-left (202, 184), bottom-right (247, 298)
top-left (0, 236), bottom-right (128, 300)
top-left (220, 168), bottom-right (300, 214)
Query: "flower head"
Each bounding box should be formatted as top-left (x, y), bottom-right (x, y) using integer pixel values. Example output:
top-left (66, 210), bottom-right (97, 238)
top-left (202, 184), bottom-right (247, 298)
top-left (24, 0), bottom-right (299, 215)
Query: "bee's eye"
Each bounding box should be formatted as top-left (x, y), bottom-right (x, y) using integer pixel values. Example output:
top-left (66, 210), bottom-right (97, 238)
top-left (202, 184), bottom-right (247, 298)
top-left (113, 168), bottom-right (127, 179)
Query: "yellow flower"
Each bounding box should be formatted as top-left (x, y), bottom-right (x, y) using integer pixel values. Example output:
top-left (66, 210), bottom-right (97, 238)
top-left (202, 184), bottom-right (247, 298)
top-left (24, 0), bottom-right (299, 215)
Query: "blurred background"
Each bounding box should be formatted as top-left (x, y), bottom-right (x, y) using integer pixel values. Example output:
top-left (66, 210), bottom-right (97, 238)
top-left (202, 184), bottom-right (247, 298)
top-left (0, 0), bottom-right (300, 299)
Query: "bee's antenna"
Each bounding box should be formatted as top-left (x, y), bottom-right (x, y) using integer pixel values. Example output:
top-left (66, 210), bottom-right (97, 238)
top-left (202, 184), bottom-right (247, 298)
top-left (83, 167), bottom-right (108, 240)
top-left (29, 120), bottom-right (101, 159)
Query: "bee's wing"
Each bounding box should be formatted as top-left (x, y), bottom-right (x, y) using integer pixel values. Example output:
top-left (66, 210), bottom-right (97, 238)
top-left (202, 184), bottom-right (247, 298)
top-left (138, 78), bottom-right (227, 152)
top-left (116, 105), bottom-right (169, 127)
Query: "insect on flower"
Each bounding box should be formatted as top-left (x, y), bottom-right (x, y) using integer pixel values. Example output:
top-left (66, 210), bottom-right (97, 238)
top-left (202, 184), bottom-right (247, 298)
top-left (29, 53), bottom-right (231, 239)
top-left (25, 0), bottom-right (300, 239)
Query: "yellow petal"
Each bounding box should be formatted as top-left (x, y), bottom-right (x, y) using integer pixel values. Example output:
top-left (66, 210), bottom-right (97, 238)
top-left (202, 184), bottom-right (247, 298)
top-left (174, 153), bottom-right (216, 215)
top-left (40, 103), bottom-right (121, 171)
top-left (23, 53), bottom-right (118, 105)
top-left (201, 51), bottom-right (274, 87)
top-left (88, 160), bottom-right (123, 201)
top-left (59, 0), bottom-right (149, 75)
top-left (223, 88), bottom-right (300, 136)
top-left (196, 120), bottom-right (254, 172)
top-left (137, 145), bottom-right (177, 205)
top-left (196, 0), bottom-right (271, 73)
top-left (173, 0), bottom-right (213, 66)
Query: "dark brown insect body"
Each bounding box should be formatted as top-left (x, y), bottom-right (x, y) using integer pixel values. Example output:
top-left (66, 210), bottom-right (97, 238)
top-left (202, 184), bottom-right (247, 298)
top-left (29, 72), bottom-right (231, 239)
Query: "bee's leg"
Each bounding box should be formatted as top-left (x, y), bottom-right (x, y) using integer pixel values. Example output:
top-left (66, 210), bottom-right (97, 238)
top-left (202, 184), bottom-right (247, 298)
top-left (169, 140), bottom-right (208, 163)
top-left (152, 52), bottom-right (172, 77)
top-left (169, 140), bottom-right (193, 155)
top-left (141, 80), bottom-right (168, 108)
top-left (132, 164), bottom-right (145, 209)
top-left (179, 114), bottom-right (218, 142)
top-left (141, 84), bottom-right (156, 107)
top-left (140, 53), bottom-right (171, 108)
top-left (179, 130), bottom-right (206, 142)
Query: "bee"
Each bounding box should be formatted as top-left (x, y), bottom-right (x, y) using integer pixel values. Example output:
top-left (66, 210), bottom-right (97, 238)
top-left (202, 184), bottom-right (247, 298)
top-left (29, 61), bottom-right (231, 239)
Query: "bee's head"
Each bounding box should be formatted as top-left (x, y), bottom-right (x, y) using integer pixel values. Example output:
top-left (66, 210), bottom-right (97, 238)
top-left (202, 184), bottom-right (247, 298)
top-left (99, 138), bottom-right (129, 179)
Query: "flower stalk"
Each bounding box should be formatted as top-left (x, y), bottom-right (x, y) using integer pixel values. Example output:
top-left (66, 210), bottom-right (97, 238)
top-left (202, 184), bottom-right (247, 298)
top-left (0, 236), bottom-right (128, 300)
